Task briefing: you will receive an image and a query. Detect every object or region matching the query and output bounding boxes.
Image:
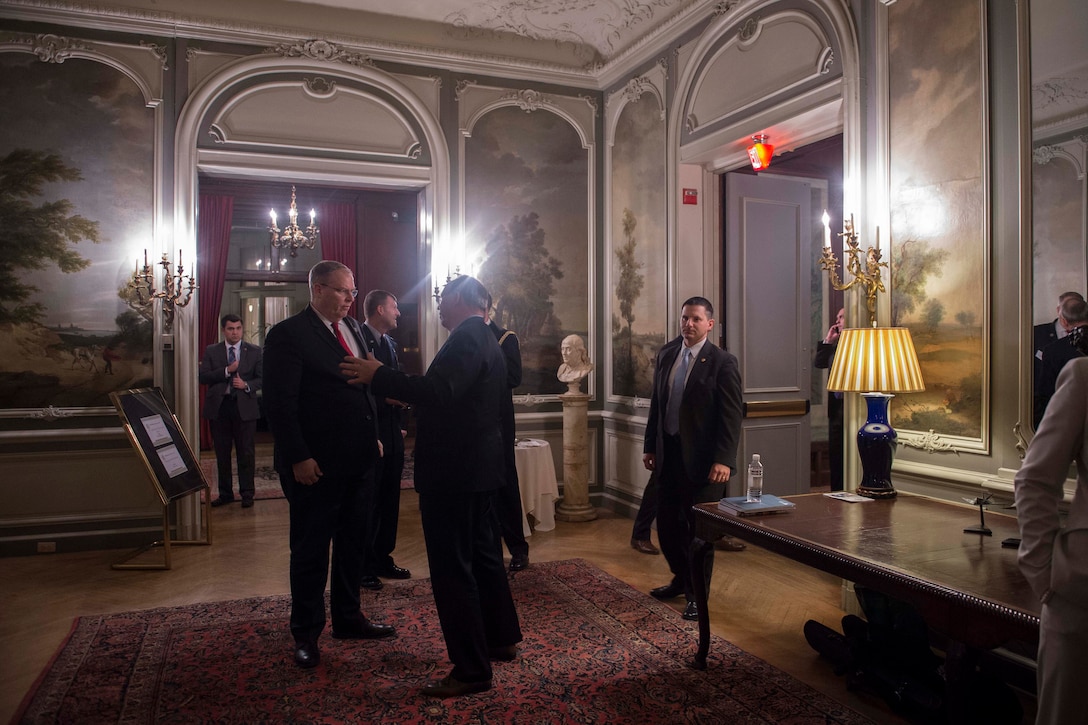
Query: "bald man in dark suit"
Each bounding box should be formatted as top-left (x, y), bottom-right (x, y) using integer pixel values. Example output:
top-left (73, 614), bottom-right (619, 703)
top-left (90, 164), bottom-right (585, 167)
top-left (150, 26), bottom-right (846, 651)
top-left (263, 260), bottom-right (394, 670)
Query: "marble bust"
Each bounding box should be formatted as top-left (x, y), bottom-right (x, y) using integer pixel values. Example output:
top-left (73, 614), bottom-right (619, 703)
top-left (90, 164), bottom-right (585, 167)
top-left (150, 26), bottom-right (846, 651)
top-left (557, 334), bottom-right (593, 390)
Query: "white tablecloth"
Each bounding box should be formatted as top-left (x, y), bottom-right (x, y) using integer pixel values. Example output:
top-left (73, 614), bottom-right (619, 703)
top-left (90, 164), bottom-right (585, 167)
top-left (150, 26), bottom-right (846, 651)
top-left (514, 439), bottom-right (559, 536)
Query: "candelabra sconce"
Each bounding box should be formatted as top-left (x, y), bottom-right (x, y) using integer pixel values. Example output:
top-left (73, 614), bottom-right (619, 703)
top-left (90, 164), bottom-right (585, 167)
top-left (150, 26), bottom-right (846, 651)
top-left (129, 249), bottom-right (197, 334)
top-left (269, 185), bottom-right (319, 257)
top-left (432, 266), bottom-right (462, 302)
top-left (818, 213), bottom-right (887, 326)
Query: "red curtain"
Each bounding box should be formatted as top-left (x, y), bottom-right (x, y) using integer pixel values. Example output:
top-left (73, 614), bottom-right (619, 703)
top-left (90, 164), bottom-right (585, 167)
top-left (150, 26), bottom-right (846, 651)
top-left (197, 193), bottom-right (234, 449)
top-left (318, 201), bottom-right (359, 316)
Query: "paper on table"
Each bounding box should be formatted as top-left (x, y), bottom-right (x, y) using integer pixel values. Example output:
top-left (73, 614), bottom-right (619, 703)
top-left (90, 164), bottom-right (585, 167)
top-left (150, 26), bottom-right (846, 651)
top-left (823, 491), bottom-right (873, 503)
top-left (515, 438), bottom-right (547, 448)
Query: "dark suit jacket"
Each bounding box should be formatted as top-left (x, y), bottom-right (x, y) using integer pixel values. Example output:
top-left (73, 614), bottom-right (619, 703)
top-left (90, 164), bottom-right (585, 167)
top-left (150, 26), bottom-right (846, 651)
top-left (1034, 320), bottom-right (1060, 361)
top-left (644, 336), bottom-right (743, 487)
top-left (358, 322), bottom-right (405, 459)
top-left (1035, 335), bottom-right (1086, 427)
top-left (199, 340), bottom-right (262, 421)
top-left (371, 315), bottom-right (505, 496)
top-left (488, 319), bottom-right (521, 445)
top-left (262, 306), bottom-right (379, 478)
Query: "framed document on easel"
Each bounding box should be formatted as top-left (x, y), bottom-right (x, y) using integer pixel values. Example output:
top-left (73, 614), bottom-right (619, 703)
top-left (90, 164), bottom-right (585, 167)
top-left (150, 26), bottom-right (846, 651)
top-left (109, 387), bottom-right (212, 569)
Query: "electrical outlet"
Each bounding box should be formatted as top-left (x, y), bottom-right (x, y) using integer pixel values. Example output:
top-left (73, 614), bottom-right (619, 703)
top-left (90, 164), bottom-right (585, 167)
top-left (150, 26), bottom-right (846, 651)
top-left (37, 541), bottom-right (56, 553)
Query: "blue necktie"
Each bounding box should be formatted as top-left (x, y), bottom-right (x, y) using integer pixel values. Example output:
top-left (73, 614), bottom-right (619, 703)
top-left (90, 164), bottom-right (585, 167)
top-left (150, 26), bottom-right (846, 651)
top-left (227, 346), bottom-right (237, 397)
top-left (665, 349), bottom-right (691, 435)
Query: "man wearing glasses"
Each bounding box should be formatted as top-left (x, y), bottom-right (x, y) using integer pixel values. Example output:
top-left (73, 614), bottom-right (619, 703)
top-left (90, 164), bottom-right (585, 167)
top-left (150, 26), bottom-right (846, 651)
top-left (263, 260), bottom-right (395, 670)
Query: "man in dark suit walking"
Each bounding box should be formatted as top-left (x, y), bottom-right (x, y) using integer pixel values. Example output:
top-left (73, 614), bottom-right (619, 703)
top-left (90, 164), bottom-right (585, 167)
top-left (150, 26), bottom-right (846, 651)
top-left (644, 296), bottom-right (743, 621)
top-left (487, 294), bottom-right (530, 572)
top-left (342, 275), bottom-right (522, 698)
top-left (263, 260), bottom-right (395, 670)
top-left (358, 289), bottom-right (411, 590)
top-left (199, 314), bottom-right (262, 507)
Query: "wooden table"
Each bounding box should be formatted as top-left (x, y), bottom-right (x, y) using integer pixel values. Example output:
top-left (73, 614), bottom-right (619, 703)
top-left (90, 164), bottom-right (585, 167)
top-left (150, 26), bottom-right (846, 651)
top-left (690, 493), bottom-right (1040, 707)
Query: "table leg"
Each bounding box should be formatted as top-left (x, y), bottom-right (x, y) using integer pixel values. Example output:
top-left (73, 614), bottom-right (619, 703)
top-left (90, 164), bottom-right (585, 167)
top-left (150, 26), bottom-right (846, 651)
top-left (690, 535), bottom-right (715, 670)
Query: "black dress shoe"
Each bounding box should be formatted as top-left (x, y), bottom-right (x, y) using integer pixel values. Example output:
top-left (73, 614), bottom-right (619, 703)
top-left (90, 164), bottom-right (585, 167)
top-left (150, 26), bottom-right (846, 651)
top-left (210, 497), bottom-right (234, 507)
top-left (377, 564), bottom-right (411, 579)
top-left (241, 499), bottom-right (254, 509)
top-left (630, 538), bottom-right (660, 555)
top-left (360, 575), bottom-right (383, 590)
top-left (682, 601), bottom-right (699, 621)
top-left (650, 581), bottom-right (684, 600)
top-left (421, 674), bottom-right (492, 698)
top-left (509, 553), bottom-right (529, 571)
top-left (331, 621), bottom-right (396, 640)
top-left (294, 641), bottom-right (320, 668)
top-left (489, 644), bottom-right (518, 661)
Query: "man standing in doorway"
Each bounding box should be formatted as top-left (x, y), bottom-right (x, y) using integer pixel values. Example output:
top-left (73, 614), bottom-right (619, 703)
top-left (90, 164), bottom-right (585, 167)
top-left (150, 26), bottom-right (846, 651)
top-left (263, 261), bottom-right (394, 670)
top-left (644, 296), bottom-right (743, 621)
top-left (199, 314), bottom-right (262, 508)
top-left (358, 289), bottom-right (411, 589)
top-left (341, 275), bottom-right (522, 697)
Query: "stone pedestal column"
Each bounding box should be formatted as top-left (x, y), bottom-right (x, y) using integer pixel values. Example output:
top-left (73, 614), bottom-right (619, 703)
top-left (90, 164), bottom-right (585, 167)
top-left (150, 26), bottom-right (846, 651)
top-left (556, 390), bottom-right (597, 522)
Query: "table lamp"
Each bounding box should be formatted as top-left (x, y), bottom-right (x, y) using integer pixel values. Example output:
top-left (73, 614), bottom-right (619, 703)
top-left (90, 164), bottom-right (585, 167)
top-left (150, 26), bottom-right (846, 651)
top-left (825, 325), bottom-right (925, 498)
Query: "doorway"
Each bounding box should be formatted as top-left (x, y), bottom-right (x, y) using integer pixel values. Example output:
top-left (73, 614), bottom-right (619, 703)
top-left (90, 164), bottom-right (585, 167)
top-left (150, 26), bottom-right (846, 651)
top-left (722, 136), bottom-right (844, 495)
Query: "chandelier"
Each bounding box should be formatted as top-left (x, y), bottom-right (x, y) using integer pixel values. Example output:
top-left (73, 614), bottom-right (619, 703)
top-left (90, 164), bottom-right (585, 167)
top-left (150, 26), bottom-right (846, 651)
top-left (269, 186), bottom-right (319, 257)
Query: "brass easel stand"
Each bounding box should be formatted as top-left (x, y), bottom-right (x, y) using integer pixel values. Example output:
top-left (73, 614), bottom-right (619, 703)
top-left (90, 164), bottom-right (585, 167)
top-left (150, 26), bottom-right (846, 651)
top-left (111, 487), bottom-right (212, 570)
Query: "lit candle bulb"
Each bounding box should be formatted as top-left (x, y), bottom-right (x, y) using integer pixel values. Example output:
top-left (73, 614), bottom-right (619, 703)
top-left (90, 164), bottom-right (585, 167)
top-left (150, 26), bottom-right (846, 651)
top-left (822, 211), bottom-right (831, 249)
top-left (270, 209), bottom-right (277, 227)
top-left (310, 209), bottom-right (316, 225)
top-left (144, 249), bottom-right (148, 268)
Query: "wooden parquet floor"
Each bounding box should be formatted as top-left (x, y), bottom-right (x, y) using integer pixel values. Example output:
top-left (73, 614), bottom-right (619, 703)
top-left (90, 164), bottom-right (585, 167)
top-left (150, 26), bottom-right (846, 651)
top-left (0, 492), bottom-right (923, 723)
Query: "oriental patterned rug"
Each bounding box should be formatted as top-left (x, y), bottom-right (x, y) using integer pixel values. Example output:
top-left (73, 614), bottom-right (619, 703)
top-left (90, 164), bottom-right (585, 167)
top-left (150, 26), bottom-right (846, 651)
top-left (13, 559), bottom-right (873, 724)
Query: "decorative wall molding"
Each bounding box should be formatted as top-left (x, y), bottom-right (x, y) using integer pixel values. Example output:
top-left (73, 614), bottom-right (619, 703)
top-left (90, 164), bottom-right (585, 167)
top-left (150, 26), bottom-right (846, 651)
top-left (898, 429), bottom-right (957, 453)
top-left (265, 39), bottom-right (375, 68)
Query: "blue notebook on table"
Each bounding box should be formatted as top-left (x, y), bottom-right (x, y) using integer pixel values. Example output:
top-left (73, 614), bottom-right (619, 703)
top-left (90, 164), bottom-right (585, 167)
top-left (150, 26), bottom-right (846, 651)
top-left (717, 494), bottom-right (796, 516)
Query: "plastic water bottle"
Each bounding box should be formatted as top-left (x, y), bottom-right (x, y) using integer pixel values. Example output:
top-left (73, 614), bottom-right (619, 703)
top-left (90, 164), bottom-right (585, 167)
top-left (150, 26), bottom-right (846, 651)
top-left (746, 454), bottom-right (763, 502)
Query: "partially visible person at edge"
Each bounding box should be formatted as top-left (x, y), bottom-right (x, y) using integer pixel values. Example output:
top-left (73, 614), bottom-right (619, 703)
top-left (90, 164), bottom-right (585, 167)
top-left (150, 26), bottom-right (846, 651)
top-left (814, 307), bottom-right (845, 491)
top-left (1034, 296), bottom-right (1088, 427)
top-left (262, 260), bottom-right (394, 670)
top-left (1015, 330), bottom-right (1088, 725)
top-left (487, 293), bottom-right (530, 573)
top-left (340, 274), bottom-right (522, 698)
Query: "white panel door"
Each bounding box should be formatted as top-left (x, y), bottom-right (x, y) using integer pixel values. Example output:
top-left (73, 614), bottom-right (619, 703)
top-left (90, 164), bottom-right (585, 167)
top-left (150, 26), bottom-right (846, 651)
top-left (724, 173), bottom-right (814, 496)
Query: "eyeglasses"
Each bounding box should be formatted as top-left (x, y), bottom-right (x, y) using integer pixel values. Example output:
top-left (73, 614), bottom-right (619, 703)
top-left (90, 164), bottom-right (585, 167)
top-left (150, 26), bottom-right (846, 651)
top-left (318, 283), bottom-right (358, 299)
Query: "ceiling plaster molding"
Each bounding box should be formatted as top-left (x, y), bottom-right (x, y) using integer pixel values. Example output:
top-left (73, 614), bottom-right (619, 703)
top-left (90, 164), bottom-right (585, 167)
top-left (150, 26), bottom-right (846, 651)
top-left (0, 0), bottom-right (610, 87)
top-left (0, 0), bottom-right (729, 90)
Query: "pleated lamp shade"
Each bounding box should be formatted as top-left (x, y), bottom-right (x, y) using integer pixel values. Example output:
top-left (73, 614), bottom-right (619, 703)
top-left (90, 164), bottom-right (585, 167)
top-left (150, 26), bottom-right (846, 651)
top-left (826, 327), bottom-right (925, 393)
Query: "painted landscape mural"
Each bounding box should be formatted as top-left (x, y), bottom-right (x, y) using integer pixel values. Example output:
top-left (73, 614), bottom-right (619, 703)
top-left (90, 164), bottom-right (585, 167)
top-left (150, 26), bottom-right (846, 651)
top-left (888, 0), bottom-right (987, 442)
top-left (0, 53), bottom-right (155, 411)
top-left (610, 94), bottom-right (666, 400)
top-left (465, 105), bottom-right (589, 395)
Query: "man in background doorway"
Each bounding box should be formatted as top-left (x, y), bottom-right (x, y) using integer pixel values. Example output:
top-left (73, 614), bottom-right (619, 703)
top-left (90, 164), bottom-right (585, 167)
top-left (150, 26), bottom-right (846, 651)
top-left (199, 314), bottom-right (262, 508)
top-left (814, 307), bottom-right (845, 491)
top-left (358, 290), bottom-right (411, 589)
